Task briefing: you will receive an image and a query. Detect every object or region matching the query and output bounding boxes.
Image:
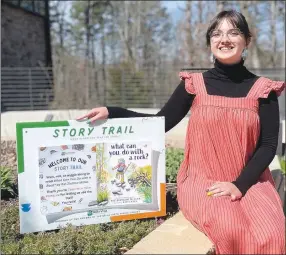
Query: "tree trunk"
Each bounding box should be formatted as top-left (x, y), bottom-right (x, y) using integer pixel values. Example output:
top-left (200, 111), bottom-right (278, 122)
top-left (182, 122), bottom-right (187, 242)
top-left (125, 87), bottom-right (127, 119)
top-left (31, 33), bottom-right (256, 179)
top-left (283, 4), bottom-right (285, 68)
top-left (84, 0), bottom-right (91, 104)
top-left (123, 1), bottom-right (130, 62)
top-left (240, 1), bottom-right (261, 68)
top-left (101, 21), bottom-right (106, 105)
top-left (59, 11), bottom-right (64, 49)
top-left (91, 30), bottom-right (99, 104)
top-left (185, 1), bottom-right (194, 66)
top-left (216, 1), bottom-right (226, 12)
top-left (110, 2), bottom-right (134, 65)
top-left (270, 1), bottom-right (277, 67)
top-left (85, 1), bottom-right (91, 60)
top-left (198, 1), bottom-right (203, 24)
top-left (134, 1), bottom-right (141, 71)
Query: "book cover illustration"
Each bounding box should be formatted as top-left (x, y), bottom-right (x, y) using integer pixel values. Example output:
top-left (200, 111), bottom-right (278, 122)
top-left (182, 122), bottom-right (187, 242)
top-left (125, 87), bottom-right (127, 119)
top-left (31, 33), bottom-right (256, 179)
top-left (92, 141), bottom-right (153, 208)
top-left (38, 141), bottom-right (152, 215)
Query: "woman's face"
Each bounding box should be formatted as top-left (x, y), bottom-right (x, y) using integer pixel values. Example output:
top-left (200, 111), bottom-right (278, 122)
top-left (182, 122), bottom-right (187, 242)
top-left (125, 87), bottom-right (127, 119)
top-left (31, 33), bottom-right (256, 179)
top-left (210, 19), bottom-right (248, 65)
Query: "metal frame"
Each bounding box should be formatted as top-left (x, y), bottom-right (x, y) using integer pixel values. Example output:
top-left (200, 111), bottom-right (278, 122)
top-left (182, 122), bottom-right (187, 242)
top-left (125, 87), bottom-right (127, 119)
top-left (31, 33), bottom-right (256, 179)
top-left (1, 67), bottom-right (284, 112)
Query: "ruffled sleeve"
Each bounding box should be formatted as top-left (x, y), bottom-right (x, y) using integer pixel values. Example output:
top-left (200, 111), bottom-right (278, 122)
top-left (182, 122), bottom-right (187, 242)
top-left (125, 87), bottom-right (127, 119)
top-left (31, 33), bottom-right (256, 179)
top-left (261, 80), bottom-right (285, 98)
top-left (179, 72), bottom-right (196, 95)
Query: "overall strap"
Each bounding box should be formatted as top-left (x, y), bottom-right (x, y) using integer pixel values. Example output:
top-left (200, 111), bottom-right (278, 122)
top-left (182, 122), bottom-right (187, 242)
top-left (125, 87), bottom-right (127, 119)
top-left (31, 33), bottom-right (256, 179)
top-left (178, 72), bottom-right (209, 95)
top-left (246, 77), bottom-right (271, 99)
top-left (193, 73), bottom-right (208, 95)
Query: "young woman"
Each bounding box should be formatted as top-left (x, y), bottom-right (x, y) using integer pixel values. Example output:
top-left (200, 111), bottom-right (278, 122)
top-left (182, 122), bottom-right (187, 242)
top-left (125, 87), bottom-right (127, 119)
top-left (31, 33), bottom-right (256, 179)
top-left (77, 10), bottom-right (285, 254)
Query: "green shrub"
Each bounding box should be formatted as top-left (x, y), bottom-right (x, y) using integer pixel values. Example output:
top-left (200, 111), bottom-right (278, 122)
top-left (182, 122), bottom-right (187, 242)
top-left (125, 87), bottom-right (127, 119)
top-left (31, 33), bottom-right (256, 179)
top-left (1, 166), bottom-right (16, 199)
top-left (166, 148), bottom-right (184, 183)
top-left (280, 157), bottom-right (286, 174)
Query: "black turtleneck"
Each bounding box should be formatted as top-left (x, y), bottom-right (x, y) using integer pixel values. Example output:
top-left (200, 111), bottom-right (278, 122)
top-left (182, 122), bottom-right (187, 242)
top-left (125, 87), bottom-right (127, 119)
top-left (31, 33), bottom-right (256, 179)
top-left (107, 60), bottom-right (280, 196)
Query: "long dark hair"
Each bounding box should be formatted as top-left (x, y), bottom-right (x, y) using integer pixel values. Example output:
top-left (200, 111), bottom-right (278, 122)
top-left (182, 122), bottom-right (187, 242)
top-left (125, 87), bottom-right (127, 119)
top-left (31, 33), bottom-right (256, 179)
top-left (206, 10), bottom-right (252, 46)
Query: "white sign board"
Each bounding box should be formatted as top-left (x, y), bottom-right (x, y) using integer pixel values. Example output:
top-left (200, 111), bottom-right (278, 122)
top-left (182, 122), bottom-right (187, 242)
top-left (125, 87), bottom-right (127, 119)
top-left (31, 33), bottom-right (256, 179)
top-left (16, 117), bottom-right (165, 233)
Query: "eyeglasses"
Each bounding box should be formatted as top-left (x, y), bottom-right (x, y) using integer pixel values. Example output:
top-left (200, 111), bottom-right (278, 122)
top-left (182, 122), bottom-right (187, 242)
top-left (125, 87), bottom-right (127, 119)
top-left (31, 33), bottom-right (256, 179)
top-left (209, 28), bottom-right (243, 42)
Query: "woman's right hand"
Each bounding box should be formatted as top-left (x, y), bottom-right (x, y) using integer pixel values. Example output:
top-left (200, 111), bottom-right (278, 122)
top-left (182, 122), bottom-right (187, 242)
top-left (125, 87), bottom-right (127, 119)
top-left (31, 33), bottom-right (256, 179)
top-left (76, 107), bottom-right (109, 124)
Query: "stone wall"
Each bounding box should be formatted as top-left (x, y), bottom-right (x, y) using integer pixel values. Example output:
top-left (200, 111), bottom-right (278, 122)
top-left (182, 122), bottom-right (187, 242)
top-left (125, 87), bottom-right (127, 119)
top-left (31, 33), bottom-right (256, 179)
top-left (1, 3), bottom-right (46, 67)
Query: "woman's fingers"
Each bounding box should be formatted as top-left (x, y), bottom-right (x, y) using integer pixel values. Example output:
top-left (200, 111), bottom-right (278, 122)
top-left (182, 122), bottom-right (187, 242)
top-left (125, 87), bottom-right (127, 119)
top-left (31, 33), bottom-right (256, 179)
top-left (206, 182), bottom-right (242, 201)
top-left (207, 187), bottom-right (221, 196)
top-left (207, 182), bottom-right (229, 197)
top-left (88, 113), bottom-right (104, 123)
top-left (76, 113), bottom-right (90, 120)
top-left (213, 190), bottom-right (230, 197)
top-left (85, 107), bottom-right (109, 124)
top-left (207, 183), bottom-right (220, 192)
top-left (230, 194), bottom-right (239, 201)
top-left (76, 109), bottom-right (97, 120)
top-left (76, 107), bottom-right (107, 122)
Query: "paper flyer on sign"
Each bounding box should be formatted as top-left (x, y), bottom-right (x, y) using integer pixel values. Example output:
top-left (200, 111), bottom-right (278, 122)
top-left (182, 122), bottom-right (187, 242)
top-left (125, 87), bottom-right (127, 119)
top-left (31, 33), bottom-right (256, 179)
top-left (38, 144), bottom-right (97, 215)
top-left (17, 117), bottom-right (165, 233)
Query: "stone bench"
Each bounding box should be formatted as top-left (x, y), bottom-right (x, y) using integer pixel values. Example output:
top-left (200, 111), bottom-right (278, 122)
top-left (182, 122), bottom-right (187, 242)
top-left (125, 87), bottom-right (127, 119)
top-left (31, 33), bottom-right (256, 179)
top-left (125, 211), bottom-right (212, 254)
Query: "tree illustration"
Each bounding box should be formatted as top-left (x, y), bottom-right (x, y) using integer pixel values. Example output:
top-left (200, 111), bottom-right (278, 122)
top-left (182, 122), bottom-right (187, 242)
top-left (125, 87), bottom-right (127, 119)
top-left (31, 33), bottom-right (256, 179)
top-left (129, 165), bottom-right (152, 203)
top-left (94, 143), bottom-right (109, 202)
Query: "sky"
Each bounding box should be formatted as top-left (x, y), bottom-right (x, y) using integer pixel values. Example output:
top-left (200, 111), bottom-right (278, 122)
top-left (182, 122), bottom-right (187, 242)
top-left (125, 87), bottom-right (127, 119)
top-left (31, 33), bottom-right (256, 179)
top-left (59, 1), bottom-right (185, 25)
top-left (162, 1), bottom-right (185, 23)
top-left (162, 1), bottom-right (185, 11)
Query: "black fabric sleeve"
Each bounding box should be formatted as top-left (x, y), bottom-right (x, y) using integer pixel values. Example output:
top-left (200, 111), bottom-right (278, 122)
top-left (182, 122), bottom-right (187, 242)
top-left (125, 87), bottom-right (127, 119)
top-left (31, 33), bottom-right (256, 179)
top-left (232, 91), bottom-right (280, 196)
top-left (107, 80), bottom-right (194, 132)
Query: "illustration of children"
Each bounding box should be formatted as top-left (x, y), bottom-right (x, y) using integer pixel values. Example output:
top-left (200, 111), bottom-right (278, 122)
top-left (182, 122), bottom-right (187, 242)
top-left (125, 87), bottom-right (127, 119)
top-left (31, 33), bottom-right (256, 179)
top-left (112, 158), bottom-right (126, 184)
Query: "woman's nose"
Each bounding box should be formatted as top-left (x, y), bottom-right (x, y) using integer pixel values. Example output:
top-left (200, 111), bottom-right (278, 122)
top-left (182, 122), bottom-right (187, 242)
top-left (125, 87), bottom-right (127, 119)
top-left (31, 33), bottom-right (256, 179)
top-left (221, 33), bottom-right (231, 42)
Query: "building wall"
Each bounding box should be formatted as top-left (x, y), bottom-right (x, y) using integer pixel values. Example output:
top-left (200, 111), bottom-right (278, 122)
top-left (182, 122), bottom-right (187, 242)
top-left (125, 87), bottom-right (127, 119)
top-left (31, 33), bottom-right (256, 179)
top-left (1, 3), bottom-right (47, 67)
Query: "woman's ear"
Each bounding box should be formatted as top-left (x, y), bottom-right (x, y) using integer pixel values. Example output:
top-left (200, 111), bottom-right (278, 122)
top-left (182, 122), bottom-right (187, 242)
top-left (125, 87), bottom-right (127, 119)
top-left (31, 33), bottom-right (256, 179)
top-left (246, 38), bottom-right (251, 47)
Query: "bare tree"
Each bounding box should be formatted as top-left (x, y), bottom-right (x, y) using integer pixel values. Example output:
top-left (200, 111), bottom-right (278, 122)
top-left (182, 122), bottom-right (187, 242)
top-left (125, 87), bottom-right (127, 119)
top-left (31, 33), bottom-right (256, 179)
top-left (216, 1), bottom-right (227, 12)
top-left (185, 1), bottom-right (194, 66)
top-left (280, 1), bottom-right (285, 67)
top-left (270, 1), bottom-right (277, 67)
top-left (239, 1), bottom-right (261, 68)
top-left (84, 0), bottom-right (91, 60)
top-left (50, 1), bottom-right (67, 50)
top-left (109, 2), bottom-right (135, 66)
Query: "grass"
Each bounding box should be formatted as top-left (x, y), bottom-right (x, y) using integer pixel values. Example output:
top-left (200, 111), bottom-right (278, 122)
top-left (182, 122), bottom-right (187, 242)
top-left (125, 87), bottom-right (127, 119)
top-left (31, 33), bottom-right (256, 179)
top-left (1, 216), bottom-right (157, 254)
top-left (279, 156), bottom-right (286, 174)
top-left (97, 189), bottom-right (109, 203)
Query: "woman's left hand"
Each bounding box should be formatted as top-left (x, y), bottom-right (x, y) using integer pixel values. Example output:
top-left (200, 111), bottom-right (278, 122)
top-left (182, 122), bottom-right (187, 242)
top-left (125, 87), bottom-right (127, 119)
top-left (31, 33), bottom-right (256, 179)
top-left (206, 182), bottom-right (242, 201)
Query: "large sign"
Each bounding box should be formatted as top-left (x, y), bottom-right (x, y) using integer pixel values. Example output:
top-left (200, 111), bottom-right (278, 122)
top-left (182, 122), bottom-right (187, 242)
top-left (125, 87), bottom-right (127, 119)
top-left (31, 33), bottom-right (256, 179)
top-left (16, 117), bottom-right (165, 233)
